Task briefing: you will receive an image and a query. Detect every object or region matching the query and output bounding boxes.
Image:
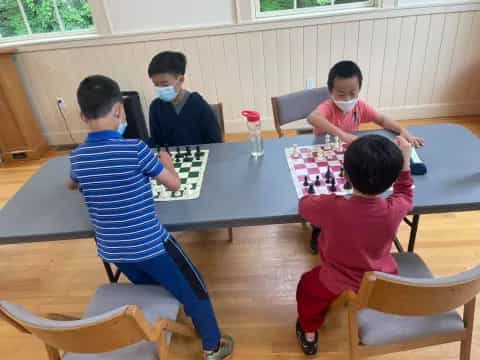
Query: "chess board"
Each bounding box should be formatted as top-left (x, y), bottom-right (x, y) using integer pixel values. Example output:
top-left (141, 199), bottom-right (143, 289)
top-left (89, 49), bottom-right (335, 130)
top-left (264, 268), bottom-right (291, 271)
top-left (285, 142), bottom-right (353, 198)
top-left (150, 147), bottom-right (209, 201)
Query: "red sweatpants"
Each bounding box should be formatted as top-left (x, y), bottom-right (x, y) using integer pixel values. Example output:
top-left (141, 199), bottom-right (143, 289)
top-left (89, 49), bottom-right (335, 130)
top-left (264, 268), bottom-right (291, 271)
top-left (296, 266), bottom-right (339, 332)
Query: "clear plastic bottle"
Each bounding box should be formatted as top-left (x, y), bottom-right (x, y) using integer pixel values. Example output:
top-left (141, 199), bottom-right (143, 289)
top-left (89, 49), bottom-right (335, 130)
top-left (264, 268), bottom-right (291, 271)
top-left (241, 110), bottom-right (264, 158)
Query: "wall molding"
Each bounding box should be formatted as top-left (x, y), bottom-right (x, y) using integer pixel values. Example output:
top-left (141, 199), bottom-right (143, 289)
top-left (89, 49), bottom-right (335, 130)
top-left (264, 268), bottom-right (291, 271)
top-left (11, 2), bottom-right (480, 53)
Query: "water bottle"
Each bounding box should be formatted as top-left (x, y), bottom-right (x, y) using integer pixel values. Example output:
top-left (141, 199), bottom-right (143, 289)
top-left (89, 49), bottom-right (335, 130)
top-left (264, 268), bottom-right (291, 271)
top-left (241, 110), bottom-right (264, 158)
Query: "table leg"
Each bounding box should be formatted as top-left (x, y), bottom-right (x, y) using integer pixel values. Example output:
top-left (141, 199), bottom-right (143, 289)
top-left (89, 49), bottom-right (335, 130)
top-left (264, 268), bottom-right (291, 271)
top-left (406, 214), bottom-right (420, 252)
top-left (393, 237), bottom-right (404, 253)
top-left (102, 261), bottom-right (121, 283)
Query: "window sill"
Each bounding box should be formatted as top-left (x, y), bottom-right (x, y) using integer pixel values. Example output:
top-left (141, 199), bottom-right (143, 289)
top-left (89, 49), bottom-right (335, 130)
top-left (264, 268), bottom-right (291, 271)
top-left (0, 30), bottom-right (97, 51)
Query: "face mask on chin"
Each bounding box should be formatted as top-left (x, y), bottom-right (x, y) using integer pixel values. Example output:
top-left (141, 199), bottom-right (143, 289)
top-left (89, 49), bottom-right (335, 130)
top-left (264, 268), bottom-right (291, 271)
top-left (332, 96), bottom-right (358, 113)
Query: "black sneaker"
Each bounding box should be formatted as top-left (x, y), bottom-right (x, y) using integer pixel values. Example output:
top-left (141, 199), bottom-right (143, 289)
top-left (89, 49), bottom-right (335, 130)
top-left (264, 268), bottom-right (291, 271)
top-left (296, 319), bottom-right (318, 356)
top-left (310, 226), bottom-right (321, 254)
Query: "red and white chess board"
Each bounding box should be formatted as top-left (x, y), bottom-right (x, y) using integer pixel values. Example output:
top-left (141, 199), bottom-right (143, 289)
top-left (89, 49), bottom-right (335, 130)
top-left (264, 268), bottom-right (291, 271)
top-left (285, 142), bottom-right (353, 198)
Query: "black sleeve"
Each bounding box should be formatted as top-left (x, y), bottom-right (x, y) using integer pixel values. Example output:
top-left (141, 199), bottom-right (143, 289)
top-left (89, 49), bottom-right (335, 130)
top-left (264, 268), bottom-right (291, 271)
top-left (197, 94), bottom-right (223, 144)
top-left (148, 100), bottom-right (164, 147)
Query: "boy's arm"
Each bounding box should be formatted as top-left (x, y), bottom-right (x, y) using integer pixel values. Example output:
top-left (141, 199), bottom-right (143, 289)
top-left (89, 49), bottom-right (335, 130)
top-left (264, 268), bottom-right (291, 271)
top-left (388, 136), bottom-right (414, 212)
top-left (156, 152), bottom-right (181, 191)
top-left (137, 141), bottom-right (180, 191)
top-left (200, 98), bottom-right (222, 143)
top-left (307, 110), bottom-right (357, 144)
top-left (373, 114), bottom-right (425, 147)
top-left (298, 195), bottom-right (331, 228)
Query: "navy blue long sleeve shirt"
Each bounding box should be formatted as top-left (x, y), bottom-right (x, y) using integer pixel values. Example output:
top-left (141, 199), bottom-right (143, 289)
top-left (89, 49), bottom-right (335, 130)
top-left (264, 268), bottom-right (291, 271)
top-left (148, 92), bottom-right (222, 147)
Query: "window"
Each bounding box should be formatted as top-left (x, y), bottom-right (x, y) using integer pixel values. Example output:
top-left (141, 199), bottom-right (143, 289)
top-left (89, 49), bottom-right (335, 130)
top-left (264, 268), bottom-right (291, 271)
top-left (0, 0), bottom-right (94, 40)
top-left (257, 0), bottom-right (373, 17)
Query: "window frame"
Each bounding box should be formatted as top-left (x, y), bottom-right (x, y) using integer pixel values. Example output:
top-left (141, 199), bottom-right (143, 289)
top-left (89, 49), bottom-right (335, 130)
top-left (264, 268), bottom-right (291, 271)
top-left (254, 0), bottom-right (375, 19)
top-left (397, 0), bottom-right (480, 6)
top-left (0, 0), bottom-right (110, 45)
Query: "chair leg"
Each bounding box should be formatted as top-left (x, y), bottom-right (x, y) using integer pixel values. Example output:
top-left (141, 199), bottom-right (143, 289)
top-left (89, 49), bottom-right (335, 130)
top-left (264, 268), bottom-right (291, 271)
top-left (44, 344), bottom-right (61, 360)
top-left (460, 298), bottom-right (476, 360)
top-left (157, 331), bottom-right (169, 360)
top-left (228, 227), bottom-right (233, 243)
top-left (347, 305), bottom-right (361, 360)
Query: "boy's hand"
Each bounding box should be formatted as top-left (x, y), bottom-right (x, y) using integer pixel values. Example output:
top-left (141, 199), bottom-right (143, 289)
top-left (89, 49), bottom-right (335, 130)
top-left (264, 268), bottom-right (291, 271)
top-left (157, 151), bottom-right (173, 166)
top-left (400, 130), bottom-right (424, 148)
top-left (340, 132), bottom-right (358, 145)
top-left (67, 179), bottom-right (78, 190)
top-left (395, 136), bottom-right (412, 171)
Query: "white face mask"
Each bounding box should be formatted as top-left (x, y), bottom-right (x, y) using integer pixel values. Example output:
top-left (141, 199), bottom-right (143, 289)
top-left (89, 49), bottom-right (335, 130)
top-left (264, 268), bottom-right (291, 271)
top-left (332, 97), bottom-right (358, 113)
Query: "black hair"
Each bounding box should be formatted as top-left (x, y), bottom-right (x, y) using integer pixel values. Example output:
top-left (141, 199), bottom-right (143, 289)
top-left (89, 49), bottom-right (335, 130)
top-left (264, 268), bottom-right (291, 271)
top-left (344, 135), bottom-right (403, 195)
top-left (77, 75), bottom-right (123, 120)
top-left (327, 60), bottom-right (363, 92)
top-left (148, 51), bottom-right (187, 77)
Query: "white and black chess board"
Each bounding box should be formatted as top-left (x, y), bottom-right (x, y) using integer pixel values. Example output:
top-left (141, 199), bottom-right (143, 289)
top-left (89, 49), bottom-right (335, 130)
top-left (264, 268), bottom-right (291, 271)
top-left (150, 146), bottom-right (209, 201)
top-left (285, 138), bottom-right (353, 199)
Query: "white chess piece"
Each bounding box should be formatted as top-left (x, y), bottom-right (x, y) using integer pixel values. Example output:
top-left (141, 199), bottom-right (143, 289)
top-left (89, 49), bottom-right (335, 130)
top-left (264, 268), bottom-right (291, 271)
top-left (292, 144), bottom-right (300, 159)
top-left (325, 133), bottom-right (331, 145)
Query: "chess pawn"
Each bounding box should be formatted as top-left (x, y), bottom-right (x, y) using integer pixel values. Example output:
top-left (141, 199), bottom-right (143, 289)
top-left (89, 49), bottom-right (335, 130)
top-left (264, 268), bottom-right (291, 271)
top-left (292, 144), bottom-right (300, 159)
top-left (325, 133), bottom-right (331, 145)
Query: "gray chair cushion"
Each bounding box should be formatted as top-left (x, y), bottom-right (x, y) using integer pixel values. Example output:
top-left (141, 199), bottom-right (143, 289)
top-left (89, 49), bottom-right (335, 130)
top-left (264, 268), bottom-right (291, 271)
top-left (63, 284), bottom-right (181, 360)
top-left (358, 253), bottom-right (464, 346)
top-left (275, 87), bottom-right (330, 126)
top-left (393, 252), bottom-right (434, 278)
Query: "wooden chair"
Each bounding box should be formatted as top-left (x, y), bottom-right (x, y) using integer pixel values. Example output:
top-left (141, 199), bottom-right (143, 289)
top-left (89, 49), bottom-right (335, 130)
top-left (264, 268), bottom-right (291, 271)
top-left (0, 284), bottom-right (196, 360)
top-left (210, 102), bottom-right (234, 242)
top-left (271, 87), bottom-right (330, 138)
top-left (331, 252), bottom-right (480, 359)
top-left (210, 103), bottom-right (226, 142)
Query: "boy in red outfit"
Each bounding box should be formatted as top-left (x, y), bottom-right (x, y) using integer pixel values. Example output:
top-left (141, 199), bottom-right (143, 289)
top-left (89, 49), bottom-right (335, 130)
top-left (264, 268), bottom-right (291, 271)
top-left (295, 135), bottom-right (413, 355)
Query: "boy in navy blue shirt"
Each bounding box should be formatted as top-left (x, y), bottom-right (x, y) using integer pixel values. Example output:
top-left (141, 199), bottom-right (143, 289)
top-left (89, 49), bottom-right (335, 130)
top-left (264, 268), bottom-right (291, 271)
top-left (68, 75), bottom-right (233, 359)
top-left (148, 51), bottom-right (222, 147)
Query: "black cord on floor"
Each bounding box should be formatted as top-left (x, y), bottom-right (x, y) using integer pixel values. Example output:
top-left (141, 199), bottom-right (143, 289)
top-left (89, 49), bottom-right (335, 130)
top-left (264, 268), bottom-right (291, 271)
top-left (56, 100), bottom-right (77, 146)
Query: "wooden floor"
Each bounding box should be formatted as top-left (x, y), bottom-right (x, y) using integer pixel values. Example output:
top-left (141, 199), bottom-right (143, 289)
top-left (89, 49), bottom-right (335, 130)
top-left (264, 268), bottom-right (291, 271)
top-left (0, 117), bottom-right (479, 359)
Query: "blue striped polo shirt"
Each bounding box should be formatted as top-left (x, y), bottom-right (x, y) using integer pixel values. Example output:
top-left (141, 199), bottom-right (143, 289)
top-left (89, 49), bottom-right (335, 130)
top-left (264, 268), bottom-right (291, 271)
top-left (70, 130), bottom-right (168, 263)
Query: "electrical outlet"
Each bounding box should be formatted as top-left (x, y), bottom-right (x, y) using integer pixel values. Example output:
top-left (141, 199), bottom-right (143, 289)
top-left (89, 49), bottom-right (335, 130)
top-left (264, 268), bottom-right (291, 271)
top-left (306, 78), bottom-right (315, 89)
top-left (56, 97), bottom-right (66, 110)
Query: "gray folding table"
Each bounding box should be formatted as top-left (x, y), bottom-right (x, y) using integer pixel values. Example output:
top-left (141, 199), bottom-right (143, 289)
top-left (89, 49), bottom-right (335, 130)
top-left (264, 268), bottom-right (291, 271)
top-left (0, 124), bottom-right (478, 281)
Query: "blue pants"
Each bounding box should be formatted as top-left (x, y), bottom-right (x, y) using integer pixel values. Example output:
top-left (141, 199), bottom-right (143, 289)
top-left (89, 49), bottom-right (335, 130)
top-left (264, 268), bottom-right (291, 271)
top-left (115, 236), bottom-right (221, 350)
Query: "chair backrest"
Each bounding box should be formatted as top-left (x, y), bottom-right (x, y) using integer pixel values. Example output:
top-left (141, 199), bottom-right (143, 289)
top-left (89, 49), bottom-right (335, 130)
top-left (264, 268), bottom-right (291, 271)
top-left (271, 87), bottom-right (330, 137)
top-left (210, 103), bottom-right (225, 141)
top-left (356, 265), bottom-right (480, 316)
top-left (0, 302), bottom-right (153, 354)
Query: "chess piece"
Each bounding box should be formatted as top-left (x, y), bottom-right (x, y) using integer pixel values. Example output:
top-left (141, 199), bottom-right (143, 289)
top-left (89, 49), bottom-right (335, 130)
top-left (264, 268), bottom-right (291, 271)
top-left (195, 146), bottom-right (201, 159)
top-left (291, 144), bottom-right (300, 159)
top-left (325, 133), bottom-right (331, 145)
top-left (303, 176), bottom-right (309, 187)
top-left (325, 166), bottom-right (332, 181)
top-left (314, 175), bottom-right (321, 187)
top-left (340, 167), bottom-right (345, 177)
top-left (329, 177), bottom-right (337, 192)
top-left (344, 181), bottom-right (352, 190)
top-left (308, 184), bottom-right (315, 194)
top-left (186, 146), bottom-right (192, 156)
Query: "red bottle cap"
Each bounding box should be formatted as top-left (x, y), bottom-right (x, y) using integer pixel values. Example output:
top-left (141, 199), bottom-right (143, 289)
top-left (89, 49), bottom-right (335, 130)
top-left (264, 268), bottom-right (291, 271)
top-left (241, 110), bottom-right (260, 122)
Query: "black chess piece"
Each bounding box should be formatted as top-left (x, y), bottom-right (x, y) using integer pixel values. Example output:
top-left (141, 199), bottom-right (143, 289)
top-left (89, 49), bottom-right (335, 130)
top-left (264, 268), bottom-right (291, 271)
top-left (329, 177), bottom-right (337, 192)
top-left (343, 180), bottom-right (353, 190)
top-left (325, 166), bottom-right (332, 180)
top-left (303, 176), bottom-right (309, 187)
top-left (186, 146), bottom-right (192, 156)
top-left (314, 175), bottom-right (321, 187)
top-left (308, 184), bottom-right (315, 194)
top-left (340, 167), bottom-right (344, 177)
top-left (195, 145), bottom-right (201, 159)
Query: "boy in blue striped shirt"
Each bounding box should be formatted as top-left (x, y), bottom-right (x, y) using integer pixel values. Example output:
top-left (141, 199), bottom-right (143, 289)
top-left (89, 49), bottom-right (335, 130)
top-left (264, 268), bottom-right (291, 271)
top-left (68, 75), bottom-right (233, 359)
